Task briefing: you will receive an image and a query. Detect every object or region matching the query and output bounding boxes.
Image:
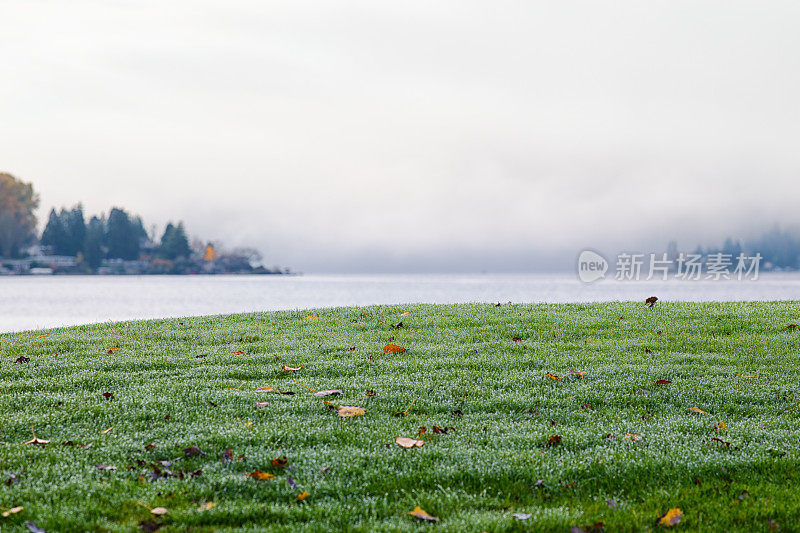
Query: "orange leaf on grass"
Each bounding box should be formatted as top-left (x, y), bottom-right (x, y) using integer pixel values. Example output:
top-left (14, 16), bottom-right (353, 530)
top-left (408, 506), bottom-right (439, 521)
top-left (547, 373), bottom-right (562, 381)
top-left (271, 457), bottom-right (288, 468)
top-left (658, 508), bottom-right (682, 527)
top-left (689, 407), bottom-right (707, 414)
top-left (248, 470), bottom-right (275, 480)
top-left (297, 491), bottom-right (310, 501)
top-left (304, 314), bottom-right (318, 320)
top-left (281, 365), bottom-right (303, 372)
top-left (383, 344), bottom-right (407, 354)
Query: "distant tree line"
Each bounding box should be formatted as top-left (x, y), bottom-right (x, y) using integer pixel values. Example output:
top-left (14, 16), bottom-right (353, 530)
top-left (41, 205), bottom-right (192, 269)
top-left (694, 226), bottom-right (800, 270)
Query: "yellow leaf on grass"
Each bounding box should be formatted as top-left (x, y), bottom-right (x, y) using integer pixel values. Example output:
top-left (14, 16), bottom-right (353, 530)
top-left (408, 506), bottom-right (439, 522)
top-left (395, 436), bottom-right (424, 448)
top-left (151, 507), bottom-right (168, 516)
top-left (197, 502), bottom-right (215, 512)
top-left (2, 506), bottom-right (23, 517)
top-left (716, 422), bottom-right (727, 430)
top-left (658, 508), bottom-right (683, 526)
top-left (383, 344), bottom-right (407, 354)
top-left (399, 312), bottom-right (410, 316)
top-left (547, 372), bottom-right (562, 381)
top-left (248, 470), bottom-right (275, 480)
top-left (297, 491), bottom-right (310, 501)
top-left (304, 314), bottom-right (318, 320)
top-left (101, 426), bottom-right (114, 434)
top-left (689, 407), bottom-right (707, 414)
top-left (337, 405), bottom-right (365, 417)
top-left (625, 433), bottom-right (642, 441)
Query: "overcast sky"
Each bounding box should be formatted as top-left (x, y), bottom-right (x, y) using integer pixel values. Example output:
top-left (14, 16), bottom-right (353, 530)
top-left (2, 1), bottom-right (799, 272)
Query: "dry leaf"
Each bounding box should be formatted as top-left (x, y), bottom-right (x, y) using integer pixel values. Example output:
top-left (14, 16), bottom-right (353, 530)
top-left (715, 422), bottom-right (727, 430)
top-left (297, 491), bottom-right (310, 501)
top-left (646, 296), bottom-right (658, 307)
top-left (25, 522), bottom-right (45, 533)
top-left (512, 513), bottom-right (531, 520)
top-left (197, 502), bottom-right (215, 512)
top-left (150, 507), bottom-right (168, 516)
top-left (570, 371), bottom-right (586, 377)
top-left (184, 445), bottom-right (206, 457)
top-left (383, 344), bottom-right (407, 354)
top-left (255, 401), bottom-right (270, 407)
top-left (281, 365), bottom-right (303, 372)
top-left (101, 426), bottom-right (114, 434)
top-left (313, 390), bottom-right (343, 397)
top-left (2, 506), bottom-right (23, 517)
top-left (337, 405), bottom-right (365, 417)
top-left (102, 392), bottom-right (114, 400)
top-left (248, 470), bottom-right (275, 480)
top-left (546, 435), bottom-right (562, 446)
top-left (689, 407), bottom-right (707, 414)
top-left (400, 312), bottom-right (410, 316)
top-left (395, 437), bottom-right (424, 448)
top-left (304, 314), bottom-right (318, 320)
top-left (657, 508), bottom-right (682, 526)
top-left (408, 506), bottom-right (439, 522)
top-left (271, 457), bottom-right (288, 468)
top-left (94, 464), bottom-right (117, 470)
top-left (655, 379), bottom-right (672, 385)
top-left (546, 372), bottom-right (562, 381)
top-left (624, 433), bottom-right (642, 441)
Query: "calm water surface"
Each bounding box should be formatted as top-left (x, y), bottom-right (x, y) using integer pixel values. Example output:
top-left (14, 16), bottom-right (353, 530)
top-left (2, 273), bottom-right (799, 332)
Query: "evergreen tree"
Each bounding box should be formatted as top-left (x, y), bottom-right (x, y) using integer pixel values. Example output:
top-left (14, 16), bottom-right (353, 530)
top-left (40, 208), bottom-right (68, 254)
top-left (159, 221), bottom-right (191, 259)
top-left (105, 207), bottom-right (140, 260)
top-left (82, 216), bottom-right (105, 270)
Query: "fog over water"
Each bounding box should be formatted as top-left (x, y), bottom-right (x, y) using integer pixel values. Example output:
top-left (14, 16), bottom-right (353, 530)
top-left (2, 1), bottom-right (800, 272)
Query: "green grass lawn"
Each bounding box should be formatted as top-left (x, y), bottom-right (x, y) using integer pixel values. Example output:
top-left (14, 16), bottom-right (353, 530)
top-left (2, 302), bottom-right (800, 532)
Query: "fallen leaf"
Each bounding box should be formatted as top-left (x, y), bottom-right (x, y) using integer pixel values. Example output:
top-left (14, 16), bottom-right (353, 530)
top-left (546, 435), bottom-right (562, 446)
top-left (512, 513), bottom-right (532, 520)
top-left (512, 336), bottom-right (522, 342)
top-left (624, 433), bottom-right (642, 441)
top-left (297, 491), bottom-right (310, 501)
top-left (255, 401), bottom-right (270, 407)
top-left (2, 506), bottom-right (23, 517)
top-left (657, 508), bottom-right (682, 527)
top-left (14, 356), bottom-right (29, 364)
top-left (570, 371), bottom-right (587, 377)
top-left (25, 522), bottom-right (45, 533)
top-left (400, 311), bottom-right (410, 316)
top-left (287, 477), bottom-right (298, 489)
top-left (197, 502), bottom-right (215, 511)
top-left (432, 426), bottom-right (455, 434)
top-left (94, 464), bottom-right (117, 470)
top-left (383, 344), bottom-right (407, 354)
top-left (234, 351), bottom-right (246, 355)
top-left (645, 348), bottom-right (653, 354)
top-left (282, 365), bottom-right (303, 372)
top-left (546, 372), bottom-right (562, 381)
top-left (195, 354), bottom-right (208, 358)
top-left (715, 422), bottom-right (727, 430)
top-left (248, 470), bottom-right (275, 480)
top-left (101, 426), bottom-right (114, 434)
top-left (646, 296), bottom-right (658, 307)
top-left (221, 449), bottom-right (233, 463)
top-left (787, 324), bottom-right (798, 330)
top-left (655, 379), bottom-right (672, 385)
top-left (709, 437), bottom-right (731, 448)
top-left (184, 445), bottom-right (206, 457)
top-left (391, 322), bottom-right (404, 329)
top-left (255, 387), bottom-right (294, 395)
top-left (689, 407), bottom-right (707, 414)
top-left (395, 437), bottom-right (424, 448)
top-left (271, 457), bottom-right (288, 468)
top-left (102, 392), bottom-right (114, 400)
top-left (304, 314), bottom-right (318, 320)
top-left (314, 389), bottom-right (343, 397)
top-left (337, 405), bottom-right (365, 417)
top-left (408, 506), bottom-right (439, 522)
top-left (145, 442), bottom-right (157, 451)
top-left (150, 507), bottom-right (168, 516)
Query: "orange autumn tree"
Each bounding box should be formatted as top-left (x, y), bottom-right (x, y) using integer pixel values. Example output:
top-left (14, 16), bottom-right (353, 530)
top-left (0, 173), bottom-right (39, 258)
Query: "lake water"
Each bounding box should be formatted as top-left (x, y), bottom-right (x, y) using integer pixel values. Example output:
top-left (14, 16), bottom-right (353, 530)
top-left (2, 273), bottom-right (799, 333)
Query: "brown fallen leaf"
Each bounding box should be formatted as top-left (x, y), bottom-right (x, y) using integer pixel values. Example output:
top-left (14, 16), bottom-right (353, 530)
top-left (383, 344), bottom-right (407, 354)
top-left (100, 426), bottom-right (114, 434)
top-left (222, 448), bottom-right (233, 463)
top-left (102, 392), bottom-right (114, 400)
top-left (787, 324), bottom-right (798, 330)
top-left (408, 506), bottom-right (439, 522)
top-left (645, 348), bottom-right (653, 354)
top-left (432, 426), bottom-right (455, 434)
top-left (337, 405), bottom-right (365, 417)
top-left (145, 442), bottom-right (157, 451)
top-left (271, 457), bottom-right (288, 468)
top-left (391, 322), bottom-right (404, 329)
top-left (709, 437), bottom-right (731, 448)
top-left (395, 436), bottom-right (424, 448)
top-left (645, 296), bottom-right (658, 307)
top-left (314, 390), bottom-right (343, 397)
top-left (14, 356), bottom-right (29, 364)
top-left (546, 435), bottom-right (562, 446)
top-left (512, 336), bottom-right (522, 342)
top-left (569, 371), bottom-right (586, 377)
top-left (281, 365), bottom-right (303, 372)
top-left (184, 446), bottom-right (206, 457)
top-left (655, 379), bottom-right (672, 385)
top-left (248, 470), bottom-right (275, 480)
top-left (255, 387), bottom-right (294, 395)
top-left (657, 508), bottom-right (682, 527)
